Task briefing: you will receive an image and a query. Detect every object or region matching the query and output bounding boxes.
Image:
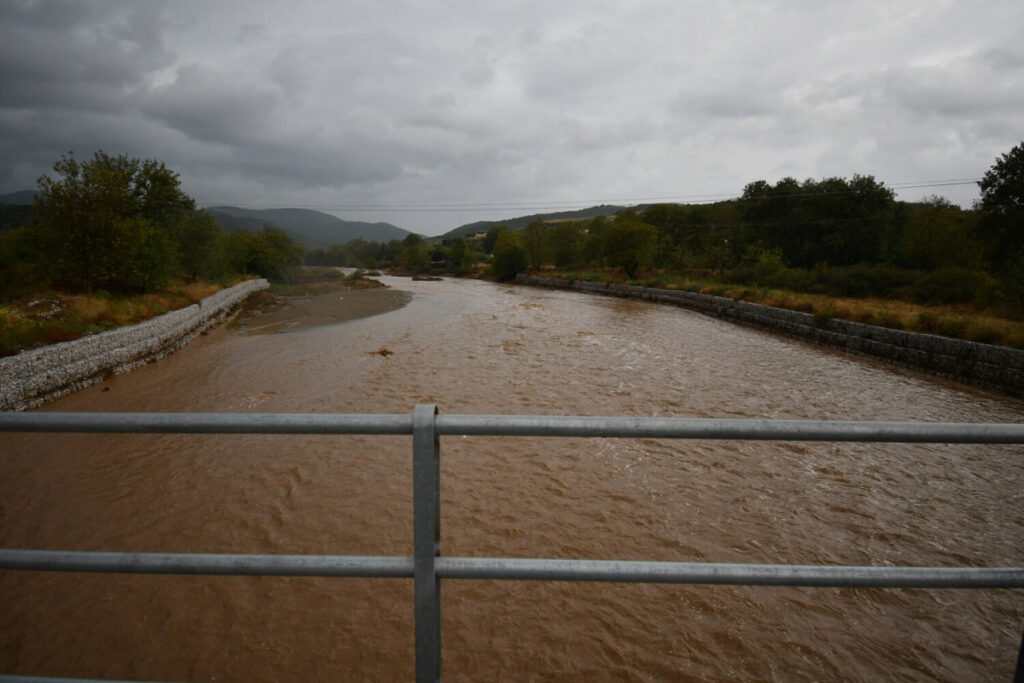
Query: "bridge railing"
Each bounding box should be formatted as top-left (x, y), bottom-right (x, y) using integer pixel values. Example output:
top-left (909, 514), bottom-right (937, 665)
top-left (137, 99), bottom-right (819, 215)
top-left (2, 406), bottom-right (1023, 682)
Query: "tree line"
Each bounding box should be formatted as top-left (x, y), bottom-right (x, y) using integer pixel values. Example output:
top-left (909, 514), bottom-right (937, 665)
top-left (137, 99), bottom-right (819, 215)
top-left (312, 143), bottom-right (1023, 313)
top-left (0, 152), bottom-right (305, 296)
top-left (4, 142), bottom-right (1021, 313)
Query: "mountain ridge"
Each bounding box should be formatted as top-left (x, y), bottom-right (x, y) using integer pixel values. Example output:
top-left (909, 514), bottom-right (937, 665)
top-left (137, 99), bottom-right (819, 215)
top-left (205, 206), bottom-right (411, 247)
top-left (438, 204), bottom-right (629, 240)
top-left (0, 190), bottom-right (37, 205)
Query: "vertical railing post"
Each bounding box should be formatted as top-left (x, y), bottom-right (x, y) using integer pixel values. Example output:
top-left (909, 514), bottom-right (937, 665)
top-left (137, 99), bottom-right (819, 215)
top-left (413, 404), bottom-right (441, 682)
top-left (1014, 625), bottom-right (1024, 683)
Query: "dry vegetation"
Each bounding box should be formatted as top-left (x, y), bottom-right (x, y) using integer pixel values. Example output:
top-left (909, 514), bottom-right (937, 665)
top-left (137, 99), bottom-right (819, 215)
top-left (0, 280), bottom-right (223, 357)
top-left (0, 268), bottom-right (387, 357)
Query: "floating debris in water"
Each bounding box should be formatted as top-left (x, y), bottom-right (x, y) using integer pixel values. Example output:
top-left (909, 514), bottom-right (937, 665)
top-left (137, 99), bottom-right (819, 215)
top-left (367, 346), bottom-right (394, 357)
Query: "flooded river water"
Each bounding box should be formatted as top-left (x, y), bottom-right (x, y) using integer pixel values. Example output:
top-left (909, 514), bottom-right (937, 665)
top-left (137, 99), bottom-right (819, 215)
top-left (2, 276), bottom-right (1023, 681)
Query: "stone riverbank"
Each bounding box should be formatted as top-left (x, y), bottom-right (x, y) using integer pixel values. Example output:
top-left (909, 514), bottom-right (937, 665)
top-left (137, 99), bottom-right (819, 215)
top-left (0, 279), bottom-right (268, 411)
top-left (517, 275), bottom-right (1024, 397)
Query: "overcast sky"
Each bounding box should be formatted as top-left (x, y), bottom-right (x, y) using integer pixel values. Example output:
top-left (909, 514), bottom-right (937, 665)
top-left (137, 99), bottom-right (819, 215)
top-left (1, 1), bottom-right (1022, 235)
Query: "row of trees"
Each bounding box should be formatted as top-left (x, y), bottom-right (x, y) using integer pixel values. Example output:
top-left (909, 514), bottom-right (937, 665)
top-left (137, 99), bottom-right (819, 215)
top-left (304, 179), bottom-right (991, 283)
top-left (303, 142), bottom-right (1023, 309)
top-left (0, 152), bottom-right (304, 295)
top-left (306, 232), bottom-right (481, 276)
top-left (484, 175), bottom-right (987, 279)
top-left (8, 142), bottom-right (1020, 307)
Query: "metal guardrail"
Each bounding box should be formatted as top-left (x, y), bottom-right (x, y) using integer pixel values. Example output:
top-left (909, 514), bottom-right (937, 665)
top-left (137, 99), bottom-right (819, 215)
top-left (2, 406), bottom-right (1024, 682)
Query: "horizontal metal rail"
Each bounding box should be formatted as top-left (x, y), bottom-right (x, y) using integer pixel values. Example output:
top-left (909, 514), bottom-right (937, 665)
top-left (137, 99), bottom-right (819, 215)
top-left (2, 549), bottom-right (1022, 589)
top-left (435, 414), bottom-right (1024, 443)
top-left (2, 407), bottom-right (1023, 682)
top-left (4, 411), bottom-right (1024, 443)
top-left (0, 549), bottom-right (413, 578)
top-left (0, 412), bottom-right (413, 435)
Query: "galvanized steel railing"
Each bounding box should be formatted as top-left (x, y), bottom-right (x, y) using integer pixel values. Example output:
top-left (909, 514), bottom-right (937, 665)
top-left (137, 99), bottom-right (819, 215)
top-left (2, 406), bottom-right (1024, 682)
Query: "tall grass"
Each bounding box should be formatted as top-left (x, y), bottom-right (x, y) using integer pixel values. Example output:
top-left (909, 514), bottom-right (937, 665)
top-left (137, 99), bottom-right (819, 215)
top-left (0, 279), bottom-right (226, 357)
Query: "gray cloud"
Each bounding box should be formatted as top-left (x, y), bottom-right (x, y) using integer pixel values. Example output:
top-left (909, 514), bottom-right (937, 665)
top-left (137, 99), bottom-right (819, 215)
top-left (0, 2), bottom-right (172, 110)
top-left (2, 0), bottom-right (1023, 233)
top-left (142, 65), bottom-right (282, 145)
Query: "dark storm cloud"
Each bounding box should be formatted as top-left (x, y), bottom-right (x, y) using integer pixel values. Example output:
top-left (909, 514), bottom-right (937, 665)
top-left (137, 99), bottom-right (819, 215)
top-left (0, 2), bottom-right (171, 111)
top-left (0, 1), bottom-right (182, 190)
top-left (142, 65), bottom-right (281, 146)
top-left (1, 1), bottom-right (1023, 233)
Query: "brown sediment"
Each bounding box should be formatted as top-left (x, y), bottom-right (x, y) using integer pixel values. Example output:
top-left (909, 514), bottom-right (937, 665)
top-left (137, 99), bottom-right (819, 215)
top-left (517, 275), bottom-right (1024, 396)
top-left (1, 276), bottom-right (1022, 681)
top-left (232, 286), bottom-right (412, 334)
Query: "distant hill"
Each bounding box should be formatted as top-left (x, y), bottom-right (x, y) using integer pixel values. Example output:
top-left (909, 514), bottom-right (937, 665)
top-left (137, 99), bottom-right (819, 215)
top-left (439, 204), bottom-right (628, 240)
top-left (0, 190), bottom-right (36, 205)
top-left (205, 206), bottom-right (411, 247)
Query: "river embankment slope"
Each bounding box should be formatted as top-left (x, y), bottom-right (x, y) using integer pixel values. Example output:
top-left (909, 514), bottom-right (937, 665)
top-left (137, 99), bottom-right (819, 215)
top-left (0, 279), bottom-right (268, 411)
top-left (517, 275), bottom-right (1024, 396)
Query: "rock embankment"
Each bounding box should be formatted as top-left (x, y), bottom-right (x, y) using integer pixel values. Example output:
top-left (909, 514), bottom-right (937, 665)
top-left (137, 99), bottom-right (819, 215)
top-left (517, 275), bottom-right (1024, 397)
top-left (0, 279), bottom-right (268, 411)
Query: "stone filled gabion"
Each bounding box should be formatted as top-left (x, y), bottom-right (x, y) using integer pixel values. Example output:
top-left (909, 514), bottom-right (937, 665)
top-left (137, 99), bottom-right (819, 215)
top-left (517, 275), bottom-right (1024, 397)
top-left (0, 279), bottom-right (268, 411)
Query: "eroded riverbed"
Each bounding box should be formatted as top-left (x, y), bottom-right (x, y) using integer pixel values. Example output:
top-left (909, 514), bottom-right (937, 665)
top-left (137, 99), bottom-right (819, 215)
top-left (2, 276), bottom-right (1022, 680)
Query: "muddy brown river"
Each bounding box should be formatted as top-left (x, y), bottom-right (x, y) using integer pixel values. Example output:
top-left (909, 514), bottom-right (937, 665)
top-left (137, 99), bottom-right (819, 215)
top-left (2, 276), bottom-right (1023, 681)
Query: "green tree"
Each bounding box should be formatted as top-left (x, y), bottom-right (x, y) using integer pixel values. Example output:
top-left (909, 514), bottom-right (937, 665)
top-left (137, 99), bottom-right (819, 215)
top-left (740, 175), bottom-right (896, 268)
top-left (640, 203), bottom-right (689, 267)
top-left (483, 225), bottom-right (507, 254)
top-left (581, 215), bottom-right (608, 266)
top-left (522, 220), bottom-right (548, 270)
top-left (222, 227), bottom-right (304, 281)
top-left (550, 221), bottom-right (584, 267)
top-left (0, 226), bottom-right (45, 295)
top-left (379, 239), bottom-right (402, 268)
top-left (602, 216), bottom-right (657, 278)
top-left (897, 196), bottom-right (981, 270)
top-left (34, 151), bottom-right (195, 291)
top-left (397, 233), bottom-right (430, 273)
top-left (977, 142), bottom-right (1024, 277)
top-left (123, 216), bottom-right (176, 290)
top-left (175, 210), bottom-right (223, 282)
top-left (446, 237), bottom-right (472, 274)
top-left (490, 229), bottom-right (526, 280)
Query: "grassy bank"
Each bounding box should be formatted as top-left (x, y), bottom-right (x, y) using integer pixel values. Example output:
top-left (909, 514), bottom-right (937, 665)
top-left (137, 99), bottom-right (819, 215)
top-left (0, 268), bottom-right (388, 357)
top-left (0, 279), bottom-right (229, 358)
top-left (542, 268), bottom-right (1024, 349)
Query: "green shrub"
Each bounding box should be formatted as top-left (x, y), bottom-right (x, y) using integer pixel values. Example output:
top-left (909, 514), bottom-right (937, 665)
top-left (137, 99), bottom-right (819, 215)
top-left (813, 304), bottom-right (837, 327)
top-left (490, 231), bottom-right (527, 281)
top-left (816, 264), bottom-right (917, 298)
top-left (911, 268), bottom-right (996, 305)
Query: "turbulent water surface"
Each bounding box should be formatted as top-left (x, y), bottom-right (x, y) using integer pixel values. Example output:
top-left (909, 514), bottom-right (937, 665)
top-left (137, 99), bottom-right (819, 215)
top-left (2, 276), bottom-right (1023, 681)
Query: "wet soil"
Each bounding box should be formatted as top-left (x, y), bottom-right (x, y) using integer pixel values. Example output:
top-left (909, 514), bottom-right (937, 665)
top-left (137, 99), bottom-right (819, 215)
top-left (231, 285), bottom-right (412, 334)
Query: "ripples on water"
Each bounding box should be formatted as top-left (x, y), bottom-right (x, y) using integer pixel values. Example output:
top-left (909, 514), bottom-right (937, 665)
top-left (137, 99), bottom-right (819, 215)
top-left (2, 277), bottom-right (1022, 680)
